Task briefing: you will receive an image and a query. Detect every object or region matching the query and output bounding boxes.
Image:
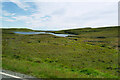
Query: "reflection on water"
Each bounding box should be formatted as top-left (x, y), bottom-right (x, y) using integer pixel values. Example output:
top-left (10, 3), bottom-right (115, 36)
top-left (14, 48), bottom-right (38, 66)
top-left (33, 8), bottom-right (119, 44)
top-left (14, 32), bottom-right (70, 37)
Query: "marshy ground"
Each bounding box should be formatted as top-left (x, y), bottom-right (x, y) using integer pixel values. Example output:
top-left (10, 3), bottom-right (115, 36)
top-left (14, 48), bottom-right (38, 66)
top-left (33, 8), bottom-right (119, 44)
top-left (1, 26), bottom-right (119, 78)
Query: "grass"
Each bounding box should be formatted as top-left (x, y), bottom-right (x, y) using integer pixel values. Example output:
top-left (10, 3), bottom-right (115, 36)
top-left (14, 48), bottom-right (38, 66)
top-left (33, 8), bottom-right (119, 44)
top-left (1, 26), bottom-right (119, 78)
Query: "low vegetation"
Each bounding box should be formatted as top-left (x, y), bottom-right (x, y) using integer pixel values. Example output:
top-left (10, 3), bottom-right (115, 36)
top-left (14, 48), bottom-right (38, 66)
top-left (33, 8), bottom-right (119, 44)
top-left (2, 26), bottom-right (119, 78)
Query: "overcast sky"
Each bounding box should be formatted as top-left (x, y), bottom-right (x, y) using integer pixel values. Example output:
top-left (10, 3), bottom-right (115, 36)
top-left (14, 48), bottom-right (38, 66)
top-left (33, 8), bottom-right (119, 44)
top-left (1, 0), bottom-right (118, 30)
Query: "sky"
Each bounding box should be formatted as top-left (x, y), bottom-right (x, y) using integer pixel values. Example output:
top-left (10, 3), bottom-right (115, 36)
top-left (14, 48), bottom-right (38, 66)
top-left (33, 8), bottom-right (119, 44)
top-left (0, 0), bottom-right (118, 30)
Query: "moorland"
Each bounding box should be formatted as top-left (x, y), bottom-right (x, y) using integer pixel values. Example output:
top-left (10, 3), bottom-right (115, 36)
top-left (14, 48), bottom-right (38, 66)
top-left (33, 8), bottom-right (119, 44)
top-left (1, 26), bottom-right (119, 78)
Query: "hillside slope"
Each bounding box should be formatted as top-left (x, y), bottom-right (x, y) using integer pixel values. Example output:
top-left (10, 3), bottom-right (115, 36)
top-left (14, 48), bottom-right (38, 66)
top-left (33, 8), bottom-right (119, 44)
top-left (2, 26), bottom-right (119, 78)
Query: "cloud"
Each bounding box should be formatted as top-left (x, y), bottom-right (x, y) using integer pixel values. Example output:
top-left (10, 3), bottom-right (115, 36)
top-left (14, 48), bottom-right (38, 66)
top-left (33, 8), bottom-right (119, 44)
top-left (24, 2), bottom-right (117, 30)
top-left (2, 2), bottom-right (118, 30)
top-left (12, 16), bottom-right (29, 21)
top-left (3, 10), bottom-right (16, 16)
top-left (2, 10), bottom-right (16, 22)
top-left (9, 0), bottom-right (30, 10)
top-left (2, 16), bottom-right (15, 22)
top-left (4, 18), bottom-right (15, 22)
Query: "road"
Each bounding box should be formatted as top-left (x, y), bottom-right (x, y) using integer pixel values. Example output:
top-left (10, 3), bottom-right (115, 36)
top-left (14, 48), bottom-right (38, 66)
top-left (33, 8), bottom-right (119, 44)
top-left (0, 70), bottom-right (35, 80)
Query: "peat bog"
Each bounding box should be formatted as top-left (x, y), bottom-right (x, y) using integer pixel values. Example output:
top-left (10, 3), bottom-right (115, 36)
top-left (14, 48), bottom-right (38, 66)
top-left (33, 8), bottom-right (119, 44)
top-left (2, 26), bottom-right (119, 78)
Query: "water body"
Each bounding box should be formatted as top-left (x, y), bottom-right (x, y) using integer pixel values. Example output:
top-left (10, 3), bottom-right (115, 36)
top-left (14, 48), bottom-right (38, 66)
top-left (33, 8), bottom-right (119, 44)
top-left (14, 32), bottom-right (70, 37)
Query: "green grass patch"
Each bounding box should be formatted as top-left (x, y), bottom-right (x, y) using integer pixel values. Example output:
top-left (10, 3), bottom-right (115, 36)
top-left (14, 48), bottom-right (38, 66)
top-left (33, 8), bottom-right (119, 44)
top-left (2, 26), bottom-right (119, 78)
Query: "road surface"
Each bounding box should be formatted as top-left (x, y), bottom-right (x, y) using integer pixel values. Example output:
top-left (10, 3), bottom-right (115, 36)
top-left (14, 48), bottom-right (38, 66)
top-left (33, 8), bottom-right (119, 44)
top-left (0, 69), bottom-right (35, 80)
